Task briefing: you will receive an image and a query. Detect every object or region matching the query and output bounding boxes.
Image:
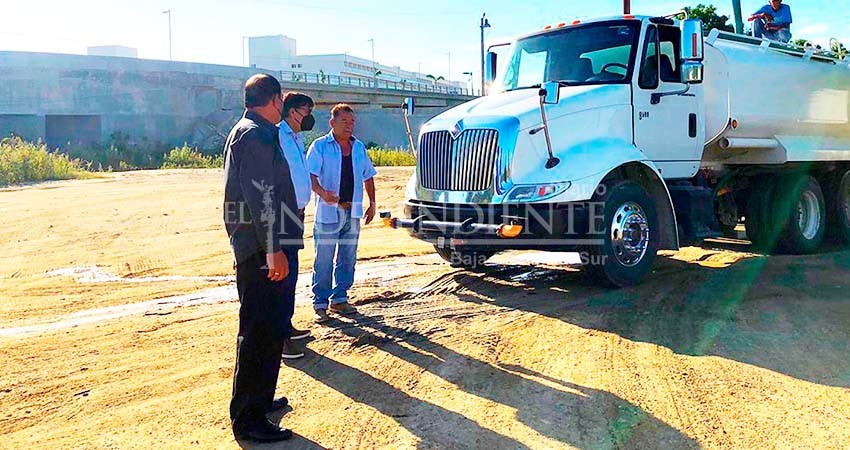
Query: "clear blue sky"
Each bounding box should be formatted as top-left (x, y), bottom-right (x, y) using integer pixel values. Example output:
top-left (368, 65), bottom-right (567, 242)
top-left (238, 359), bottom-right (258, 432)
top-left (3, 1), bottom-right (846, 91)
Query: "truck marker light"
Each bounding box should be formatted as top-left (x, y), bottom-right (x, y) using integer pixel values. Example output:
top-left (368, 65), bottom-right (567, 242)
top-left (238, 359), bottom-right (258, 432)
top-left (384, 217), bottom-right (398, 228)
top-left (732, 119), bottom-right (739, 129)
top-left (571, 20), bottom-right (581, 25)
top-left (557, 22), bottom-right (566, 28)
top-left (544, 25), bottom-right (553, 30)
top-left (450, 238), bottom-right (467, 247)
top-left (498, 224), bottom-right (524, 239)
top-left (692, 34), bottom-right (699, 58)
top-left (623, 15), bottom-right (634, 19)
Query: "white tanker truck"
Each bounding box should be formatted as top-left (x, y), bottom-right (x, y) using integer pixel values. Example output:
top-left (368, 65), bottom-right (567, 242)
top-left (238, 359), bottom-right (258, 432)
top-left (386, 15), bottom-right (850, 287)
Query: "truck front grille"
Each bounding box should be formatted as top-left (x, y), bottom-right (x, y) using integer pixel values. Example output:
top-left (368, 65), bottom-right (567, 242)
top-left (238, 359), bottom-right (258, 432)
top-left (418, 129), bottom-right (499, 191)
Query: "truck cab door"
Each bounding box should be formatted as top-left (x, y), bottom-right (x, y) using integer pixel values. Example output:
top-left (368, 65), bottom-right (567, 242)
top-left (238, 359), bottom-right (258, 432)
top-left (632, 24), bottom-right (705, 179)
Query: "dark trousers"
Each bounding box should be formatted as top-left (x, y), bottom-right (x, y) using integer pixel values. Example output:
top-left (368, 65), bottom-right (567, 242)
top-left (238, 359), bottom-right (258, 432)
top-left (286, 251), bottom-right (299, 333)
top-left (229, 248), bottom-right (297, 431)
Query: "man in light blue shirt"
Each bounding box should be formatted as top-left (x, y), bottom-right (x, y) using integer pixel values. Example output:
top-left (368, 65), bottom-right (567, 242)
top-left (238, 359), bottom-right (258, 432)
top-left (279, 92), bottom-right (315, 210)
top-left (306, 103), bottom-right (378, 323)
top-left (276, 91), bottom-right (316, 356)
top-left (749, 0), bottom-right (792, 43)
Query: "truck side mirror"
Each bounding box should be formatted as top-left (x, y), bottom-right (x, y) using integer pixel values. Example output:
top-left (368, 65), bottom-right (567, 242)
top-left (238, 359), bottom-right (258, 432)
top-left (540, 81), bottom-right (560, 105)
top-left (681, 61), bottom-right (704, 84)
top-left (485, 52), bottom-right (498, 84)
top-left (680, 19), bottom-right (705, 84)
top-left (403, 97), bottom-right (415, 116)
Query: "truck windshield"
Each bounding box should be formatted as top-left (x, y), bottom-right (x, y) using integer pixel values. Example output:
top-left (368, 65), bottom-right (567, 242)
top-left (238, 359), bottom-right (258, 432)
top-left (496, 21), bottom-right (641, 92)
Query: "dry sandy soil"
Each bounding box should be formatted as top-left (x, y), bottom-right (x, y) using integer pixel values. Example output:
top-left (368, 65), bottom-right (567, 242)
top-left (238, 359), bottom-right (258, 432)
top-left (1, 168), bottom-right (849, 449)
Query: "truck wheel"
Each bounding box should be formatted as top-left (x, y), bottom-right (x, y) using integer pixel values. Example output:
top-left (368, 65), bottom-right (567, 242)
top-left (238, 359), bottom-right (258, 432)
top-left (434, 246), bottom-right (494, 270)
top-left (772, 175), bottom-right (826, 254)
top-left (745, 177), bottom-right (779, 251)
top-left (830, 170), bottom-right (850, 246)
top-left (583, 181), bottom-right (658, 287)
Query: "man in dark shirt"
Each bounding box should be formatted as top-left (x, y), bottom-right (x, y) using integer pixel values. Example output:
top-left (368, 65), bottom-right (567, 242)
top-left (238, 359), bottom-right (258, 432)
top-left (223, 73), bottom-right (302, 443)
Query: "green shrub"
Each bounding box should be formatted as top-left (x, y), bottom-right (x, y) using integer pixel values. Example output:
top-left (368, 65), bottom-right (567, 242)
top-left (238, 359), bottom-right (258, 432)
top-left (0, 137), bottom-right (90, 186)
top-left (366, 147), bottom-right (416, 166)
top-left (161, 144), bottom-right (224, 169)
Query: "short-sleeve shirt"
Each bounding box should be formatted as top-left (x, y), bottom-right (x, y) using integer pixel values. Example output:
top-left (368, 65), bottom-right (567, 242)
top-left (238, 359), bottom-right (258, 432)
top-left (306, 132), bottom-right (378, 224)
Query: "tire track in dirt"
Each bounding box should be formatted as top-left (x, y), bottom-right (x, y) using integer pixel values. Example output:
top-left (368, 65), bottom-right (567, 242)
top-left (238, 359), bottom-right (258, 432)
top-left (0, 254), bottom-right (444, 338)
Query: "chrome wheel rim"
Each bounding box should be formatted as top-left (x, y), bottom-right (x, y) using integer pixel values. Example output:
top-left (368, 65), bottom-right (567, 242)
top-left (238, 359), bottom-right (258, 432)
top-left (797, 190), bottom-right (822, 241)
top-left (611, 202), bottom-right (650, 267)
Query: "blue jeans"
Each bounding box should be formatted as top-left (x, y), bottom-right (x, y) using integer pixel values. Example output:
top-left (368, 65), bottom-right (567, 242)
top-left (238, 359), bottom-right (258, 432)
top-left (753, 19), bottom-right (791, 43)
top-left (312, 208), bottom-right (360, 309)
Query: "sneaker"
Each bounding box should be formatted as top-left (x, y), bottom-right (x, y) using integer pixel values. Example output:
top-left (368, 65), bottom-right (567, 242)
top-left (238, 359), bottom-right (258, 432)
top-left (329, 302), bottom-right (357, 316)
top-left (290, 327), bottom-right (311, 341)
top-left (313, 308), bottom-right (330, 324)
top-left (281, 338), bottom-right (304, 360)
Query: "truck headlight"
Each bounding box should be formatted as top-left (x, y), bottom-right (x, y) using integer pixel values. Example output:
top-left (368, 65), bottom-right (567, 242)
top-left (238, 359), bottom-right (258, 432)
top-left (506, 182), bottom-right (571, 202)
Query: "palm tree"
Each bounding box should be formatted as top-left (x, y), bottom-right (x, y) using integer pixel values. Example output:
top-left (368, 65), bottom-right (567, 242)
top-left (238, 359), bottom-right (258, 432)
top-left (425, 74), bottom-right (445, 86)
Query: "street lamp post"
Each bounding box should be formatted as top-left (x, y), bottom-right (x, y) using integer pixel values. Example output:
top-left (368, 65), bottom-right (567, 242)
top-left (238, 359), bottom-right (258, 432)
top-left (162, 9), bottom-right (172, 60)
top-left (462, 71), bottom-right (473, 95)
top-left (732, 0), bottom-right (744, 34)
top-left (623, 0), bottom-right (630, 14)
top-left (368, 38), bottom-right (376, 86)
top-left (242, 36), bottom-right (248, 67)
top-left (480, 13), bottom-right (491, 95)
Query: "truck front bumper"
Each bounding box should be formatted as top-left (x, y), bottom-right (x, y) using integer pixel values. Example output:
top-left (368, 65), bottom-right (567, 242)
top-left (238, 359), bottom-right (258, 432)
top-left (384, 200), bottom-right (592, 251)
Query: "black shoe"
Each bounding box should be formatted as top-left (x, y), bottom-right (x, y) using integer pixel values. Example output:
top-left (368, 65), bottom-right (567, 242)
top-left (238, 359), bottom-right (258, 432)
top-left (281, 338), bottom-right (305, 360)
top-left (235, 419), bottom-right (293, 443)
top-left (290, 327), bottom-right (311, 341)
top-left (266, 396), bottom-right (288, 413)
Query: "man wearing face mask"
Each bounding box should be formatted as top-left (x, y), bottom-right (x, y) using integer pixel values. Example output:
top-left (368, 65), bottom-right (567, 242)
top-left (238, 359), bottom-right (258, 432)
top-left (276, 91), bottom-right (315, 359)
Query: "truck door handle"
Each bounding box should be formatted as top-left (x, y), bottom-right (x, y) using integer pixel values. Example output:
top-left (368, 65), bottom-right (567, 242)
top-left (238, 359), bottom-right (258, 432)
top-left (689, 113), bottom-right (697, 138)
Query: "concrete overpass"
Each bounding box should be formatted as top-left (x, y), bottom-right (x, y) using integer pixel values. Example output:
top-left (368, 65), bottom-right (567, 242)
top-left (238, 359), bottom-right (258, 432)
top-left (0, 51), bottom-right (475, 153)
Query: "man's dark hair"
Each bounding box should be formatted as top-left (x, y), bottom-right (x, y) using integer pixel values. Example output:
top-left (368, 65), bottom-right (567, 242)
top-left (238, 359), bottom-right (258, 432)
top-left (331, 103), bottom-right (355, 118)
top-left (282, 92), bottom-right (314, 117)
top-left (244, 74), bottom-right (281, 108)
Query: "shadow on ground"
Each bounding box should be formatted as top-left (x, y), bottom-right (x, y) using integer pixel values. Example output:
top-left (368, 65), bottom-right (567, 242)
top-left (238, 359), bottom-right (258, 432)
top-left (454, 245), bottom-right (850, 388)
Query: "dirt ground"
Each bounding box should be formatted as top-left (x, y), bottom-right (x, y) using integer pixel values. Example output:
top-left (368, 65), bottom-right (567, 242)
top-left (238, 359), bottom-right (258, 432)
top-left (1, 168), bottom-right (849, 449)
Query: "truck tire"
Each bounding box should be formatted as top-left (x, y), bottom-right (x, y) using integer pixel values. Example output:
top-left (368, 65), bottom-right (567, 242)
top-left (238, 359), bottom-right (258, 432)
top-left (583, 181), bottom-right (658, 287)
top-left (745, 177), bottom-right (779, 251)
top-left (771, 175), bottom-right (826, 254)
top-left (434, 246), bottom-right (494, 270)
top-left (830, 170), bottom-right (850, 246)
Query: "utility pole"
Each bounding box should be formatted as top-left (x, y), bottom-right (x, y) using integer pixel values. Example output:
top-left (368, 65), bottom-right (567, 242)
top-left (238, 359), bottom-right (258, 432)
top-left (162, 10), bottom-right (172, 60)
top-left (446, 52), bottom-right (452, 82)
top-left (480, 13), bottom-right (491, 95)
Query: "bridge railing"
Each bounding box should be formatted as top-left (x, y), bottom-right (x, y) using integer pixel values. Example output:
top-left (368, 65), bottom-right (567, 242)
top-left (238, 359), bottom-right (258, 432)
top-left (278, 70), bottom-right (479, 97)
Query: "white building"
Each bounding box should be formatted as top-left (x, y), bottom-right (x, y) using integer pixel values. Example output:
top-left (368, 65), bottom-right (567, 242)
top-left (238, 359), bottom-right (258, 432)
top-left (86, 45), bottom-right (138, 58)
top-left (247, 35), bottom-right (466, 93)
